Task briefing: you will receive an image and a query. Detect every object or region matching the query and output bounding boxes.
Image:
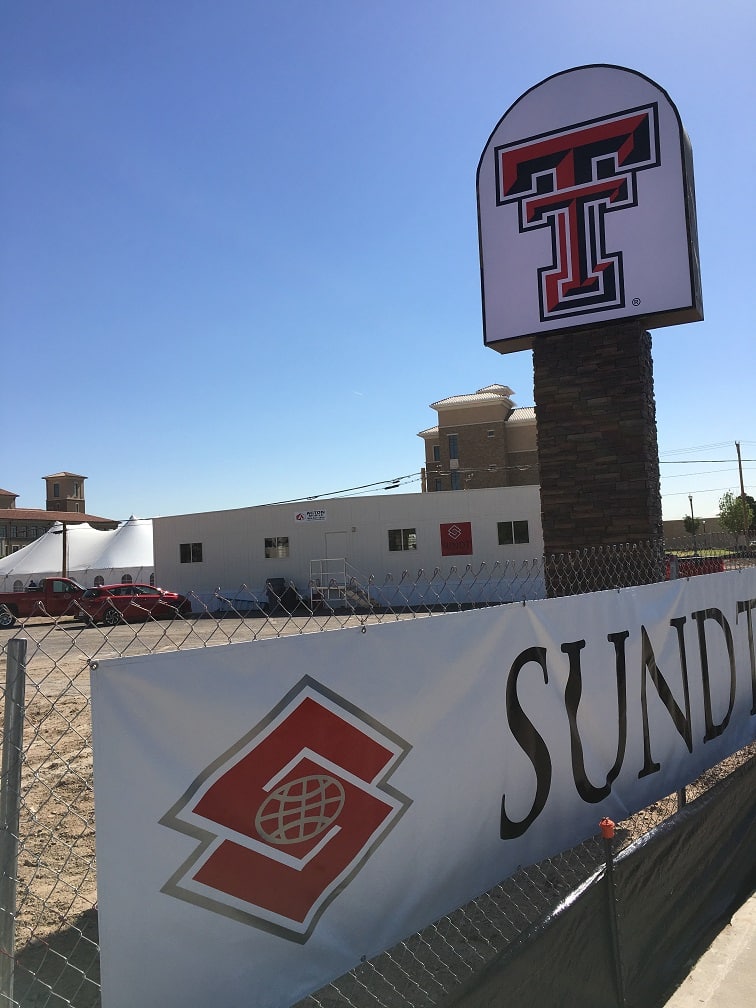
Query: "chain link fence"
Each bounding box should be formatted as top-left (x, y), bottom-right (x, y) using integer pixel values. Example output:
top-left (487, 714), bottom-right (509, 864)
top-left (1, 539), bottom-right (754, 1007)
top-left (293, 745), bottom-right (756, 1008)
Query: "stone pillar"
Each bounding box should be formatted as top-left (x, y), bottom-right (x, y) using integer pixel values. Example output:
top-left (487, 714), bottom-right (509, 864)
top-left (533, 321), bottom-right (665, 594)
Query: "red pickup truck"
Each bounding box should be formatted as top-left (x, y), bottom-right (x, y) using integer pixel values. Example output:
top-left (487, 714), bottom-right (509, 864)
top-left (0, 577), bottom-right (87, 628)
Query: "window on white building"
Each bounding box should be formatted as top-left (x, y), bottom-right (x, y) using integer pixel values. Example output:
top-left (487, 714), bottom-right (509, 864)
top-left (180, 542), bottom-right (203, 563)
top-left (264, 537), bottom-right (289, 558)
top-left (388, 528), bottom-right (417, 551)
top-left (497, 520), bottom-right (530, 546)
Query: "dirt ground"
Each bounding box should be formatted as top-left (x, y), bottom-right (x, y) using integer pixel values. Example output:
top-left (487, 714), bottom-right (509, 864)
top-left (9, 643), bottom-right (99, 1005)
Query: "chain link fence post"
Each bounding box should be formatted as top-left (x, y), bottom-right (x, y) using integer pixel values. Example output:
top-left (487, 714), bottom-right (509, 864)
top-left (600, 818), bottom-right (627, 1008)
top-left (0, 636), bottom-right (28, 1003)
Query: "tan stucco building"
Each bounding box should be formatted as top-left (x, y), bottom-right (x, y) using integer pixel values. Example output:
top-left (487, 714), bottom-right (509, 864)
top-left (418, 384), bottom-right (538, 493)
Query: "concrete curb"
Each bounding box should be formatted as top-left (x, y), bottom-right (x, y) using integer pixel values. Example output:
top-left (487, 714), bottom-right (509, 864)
top-left (663, 891), bottom-right (756, 1006)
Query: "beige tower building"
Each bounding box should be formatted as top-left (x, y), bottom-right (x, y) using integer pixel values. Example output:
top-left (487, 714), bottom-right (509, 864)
top-left (418, 384), bottom-right (538, 493)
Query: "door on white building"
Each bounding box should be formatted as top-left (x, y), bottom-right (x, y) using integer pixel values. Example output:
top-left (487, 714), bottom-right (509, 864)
top-left (325, 531), bottom-right (351, 563)
top-left (310, 531), bottom-right (354, 608)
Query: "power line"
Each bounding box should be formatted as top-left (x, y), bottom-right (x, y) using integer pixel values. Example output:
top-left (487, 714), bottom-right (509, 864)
top-left (660, 441), bottom-right (748, 456)
top-left (338, 476), bottom-right (422, 499)
top-left (259, 447), bottom-right (753, 508)
top-left (661, 467), bottom-right (753, 481)
top-left (662, 487), bottom-right (743, 499)
top-left (264, 473), bottom-right (421, 506)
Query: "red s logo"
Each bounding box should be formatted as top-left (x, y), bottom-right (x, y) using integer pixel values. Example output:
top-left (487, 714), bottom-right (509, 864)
top-left (161, 677), bottom-right (412, 942)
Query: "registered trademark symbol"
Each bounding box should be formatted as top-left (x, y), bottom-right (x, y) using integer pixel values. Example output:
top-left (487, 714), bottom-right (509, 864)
top-left (632, 297), bottom-right (641, 306)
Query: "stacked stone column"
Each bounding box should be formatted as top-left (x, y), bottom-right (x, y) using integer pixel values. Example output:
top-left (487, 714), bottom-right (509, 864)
top-left (533, 321), bottom-right (665, 594)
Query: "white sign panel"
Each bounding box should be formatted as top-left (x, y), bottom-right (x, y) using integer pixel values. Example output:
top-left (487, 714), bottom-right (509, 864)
top-left (295, 509), bottom-right (327, 522)
top-left (477, 65), bottom-right (703, 353)
top-left (91, 571), bottom-right (755, 1007)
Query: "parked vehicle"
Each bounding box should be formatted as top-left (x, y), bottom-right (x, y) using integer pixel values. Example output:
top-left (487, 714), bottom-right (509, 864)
top-left (664, 554), bottom-right (725, 579)
top-left (0, 577), bottom-right (87, 629)
top-left (76, 583), bottom-right (191, 626)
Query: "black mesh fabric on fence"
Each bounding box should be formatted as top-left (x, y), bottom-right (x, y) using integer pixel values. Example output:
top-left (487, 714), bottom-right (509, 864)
top-left (437, 748), bottom-right (756, 1008)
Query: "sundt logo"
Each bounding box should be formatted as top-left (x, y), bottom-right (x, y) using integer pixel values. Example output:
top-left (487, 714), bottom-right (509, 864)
top-left (160, 677), bottom-right (412, 942)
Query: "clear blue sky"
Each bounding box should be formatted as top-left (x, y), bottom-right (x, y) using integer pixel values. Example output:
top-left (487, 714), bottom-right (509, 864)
top-left (2, 1), bottom-right (754, 524)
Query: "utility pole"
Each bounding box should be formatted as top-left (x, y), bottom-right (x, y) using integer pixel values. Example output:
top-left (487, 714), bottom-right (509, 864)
top-left (735, 442), bottom-right (750, 542)
top-left (688, 494), bottom-right (698, 553)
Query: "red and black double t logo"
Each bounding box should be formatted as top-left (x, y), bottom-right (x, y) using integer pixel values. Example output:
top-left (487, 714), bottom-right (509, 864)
top-left (495, 105), bottom-right (659, 321)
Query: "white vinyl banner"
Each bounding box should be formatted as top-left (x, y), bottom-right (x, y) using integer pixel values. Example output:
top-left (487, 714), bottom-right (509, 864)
top-left (91, 571), bottom-right (756, 1007)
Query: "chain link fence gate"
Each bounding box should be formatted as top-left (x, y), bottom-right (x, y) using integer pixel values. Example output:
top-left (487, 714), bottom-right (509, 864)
top-left (0, 539), bottom-right (754, 1007)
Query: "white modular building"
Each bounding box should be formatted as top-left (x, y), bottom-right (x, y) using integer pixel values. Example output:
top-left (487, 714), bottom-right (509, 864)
top-left (152, 486), bottom-right (545, 612)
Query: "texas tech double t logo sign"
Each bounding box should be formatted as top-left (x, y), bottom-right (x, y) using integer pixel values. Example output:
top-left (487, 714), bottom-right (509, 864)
top-left (478, 66), bottom-right (702, 353)
top-left (496, 105), bottom-right (658, 321)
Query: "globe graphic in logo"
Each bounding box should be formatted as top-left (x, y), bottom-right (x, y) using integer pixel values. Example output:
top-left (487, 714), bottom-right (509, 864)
top-left (255, 775), bottom-right (346, 846)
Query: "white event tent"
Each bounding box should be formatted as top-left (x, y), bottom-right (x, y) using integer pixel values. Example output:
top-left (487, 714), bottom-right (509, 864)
top-left (0, 518), bottom-right (154, 591)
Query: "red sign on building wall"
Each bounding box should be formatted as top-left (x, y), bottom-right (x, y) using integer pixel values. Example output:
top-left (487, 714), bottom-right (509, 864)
top-left (440, 522), bottom-right (473, 556)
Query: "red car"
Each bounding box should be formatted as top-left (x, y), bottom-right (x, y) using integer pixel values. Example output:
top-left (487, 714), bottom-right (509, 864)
top-left (77, 583), bottom-right (191, 626)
